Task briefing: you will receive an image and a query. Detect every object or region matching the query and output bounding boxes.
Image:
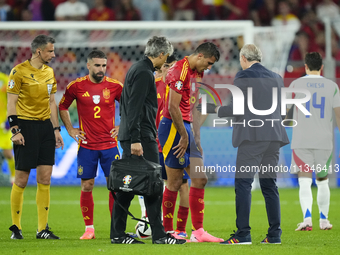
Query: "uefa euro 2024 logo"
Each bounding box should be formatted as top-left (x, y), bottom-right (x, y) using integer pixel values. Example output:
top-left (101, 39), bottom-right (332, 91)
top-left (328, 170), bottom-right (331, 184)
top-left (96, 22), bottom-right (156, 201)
top-left (123, 175), bottom-right (132, 186)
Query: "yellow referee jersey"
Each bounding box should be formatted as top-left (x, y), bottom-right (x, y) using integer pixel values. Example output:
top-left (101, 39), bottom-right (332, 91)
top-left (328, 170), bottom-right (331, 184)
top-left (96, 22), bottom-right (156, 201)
top-left (7, 60), bottom-right (57, 121)
top-left (0, 72), bottom-right (9, 124)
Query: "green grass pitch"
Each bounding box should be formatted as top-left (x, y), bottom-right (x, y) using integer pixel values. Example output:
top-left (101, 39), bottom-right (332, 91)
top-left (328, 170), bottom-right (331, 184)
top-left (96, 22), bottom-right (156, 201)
top-left (0, 186), bottom-right (339, 254)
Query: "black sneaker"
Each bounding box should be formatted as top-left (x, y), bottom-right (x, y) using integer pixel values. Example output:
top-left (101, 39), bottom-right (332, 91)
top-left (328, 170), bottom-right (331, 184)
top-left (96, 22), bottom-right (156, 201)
top-left (220, 231), bottom-right (252, 245)
top-left (36, 224), bottom-right (60, 239)
top-left (9, 225), bottom-right (23, 239)
top-left (111, 234), bottom-right (145, 244)
top-left (153, 233), bottom-right (187, 244)
top-left (260, 236), bottom-right (281, 244)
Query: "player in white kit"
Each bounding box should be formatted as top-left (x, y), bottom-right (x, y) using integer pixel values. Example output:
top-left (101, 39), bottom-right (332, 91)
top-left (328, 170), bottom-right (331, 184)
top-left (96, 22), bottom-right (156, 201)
top-left (288, 52), bottom-right (340, 231)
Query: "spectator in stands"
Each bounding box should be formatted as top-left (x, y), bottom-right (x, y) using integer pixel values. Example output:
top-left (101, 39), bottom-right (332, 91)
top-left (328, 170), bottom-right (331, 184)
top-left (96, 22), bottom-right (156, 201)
top-left (87, 0), bottom-right (115, 21)
top-left (197, 0), bottom-right (225, 20)
top-left (25, 0), bottom-right (55, 21)
top-left (79, 0), bottom-right (94, 9)
top-left (316, 0), bottom-right (340, 20)
top-left (21, 8), bottom-right (32, 21)
top-left (299, 10), bottom-right (325, 54)
top-left (172, 0), bottom-right (195, 20)
top-left (55, 0), bottom-right (89, 21)
top-left (161, 0), bottom-right (174, 20)
top-left (49, 0), bottom-right (65, 8)
top-left (116, 0), bottom-right (140, 21)
top-left (223, 0), bottom-right (252, 20)
top-left (287, 0), bottom-right (313, 19)
top-left (290, 30), bottom-right (322, 61)
top-left (250, 0), bottom-right (276, 26)
top-left (8, 0), bottom-right (26, 21)
top-left (332, 36), bottom-right (340, 60)
top-left (271, 0), bottom-right (300, 32)
top-left (0, 0), bottom-right (14, 21)
top-left (133, 0), bottom-right (165, 20)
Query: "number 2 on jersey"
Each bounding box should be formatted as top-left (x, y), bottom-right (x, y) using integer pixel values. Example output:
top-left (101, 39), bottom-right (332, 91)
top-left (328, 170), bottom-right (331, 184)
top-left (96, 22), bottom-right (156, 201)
top-left (94, 106), bottom-right (101, 118)
top-left (305, 92), bottom-right (325, 119)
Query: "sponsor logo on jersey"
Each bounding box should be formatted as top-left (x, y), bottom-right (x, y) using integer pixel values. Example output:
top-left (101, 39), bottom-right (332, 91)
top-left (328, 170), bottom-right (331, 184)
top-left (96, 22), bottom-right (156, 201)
top-left (164, 213), bottom-right (173, 219)
top-left (82, 91), bottom-right (90, 97)
top-left (47, 84), bottom-right (53, 95)
top-left (92, 95), bottom-right (100, 104)
top-left (103, 88), bottom-right (110, 99)
top-left (175, 81), bottom-right (183, 90)
top-left (8, 79), bottom-right (15, 89)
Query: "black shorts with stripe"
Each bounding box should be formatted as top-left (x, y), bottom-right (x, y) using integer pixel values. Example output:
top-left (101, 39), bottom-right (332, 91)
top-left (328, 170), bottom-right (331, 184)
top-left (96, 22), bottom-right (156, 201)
top-left (14, 119), bottom-right (55, 171)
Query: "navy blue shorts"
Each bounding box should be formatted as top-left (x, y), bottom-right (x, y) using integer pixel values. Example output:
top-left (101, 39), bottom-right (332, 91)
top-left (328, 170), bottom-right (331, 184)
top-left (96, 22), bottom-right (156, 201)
top-left (159, 152), bottom-right (190, 180)
top-left (158, 117), bottom-right (202, 169)
top-left (77, 146), bottom-right (120, 179)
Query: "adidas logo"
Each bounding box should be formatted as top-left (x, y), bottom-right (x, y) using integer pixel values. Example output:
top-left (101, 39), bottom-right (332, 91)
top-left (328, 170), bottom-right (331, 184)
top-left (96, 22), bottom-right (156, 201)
top-left (82, 91), bottom-right (90, 97)
top-left (199, 209), bottom-right (204, 214)
top-left (40, 232), bottom-right (51, 239)
top-left (164, 213), bottom-right (173, 219)
top-left (177, 218), bottom-right (183, 222)
top-left (164, 237), bottom-right (176, 244)
top-left (157, 93), bottom-right (161, 98)
top-left (83, 216), bottom-right (90, 220)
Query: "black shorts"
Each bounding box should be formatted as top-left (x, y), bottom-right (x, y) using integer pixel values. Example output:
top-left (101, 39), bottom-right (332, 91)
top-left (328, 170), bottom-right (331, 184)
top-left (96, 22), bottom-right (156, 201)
top-left (14, 119), bottom-right (55, 171)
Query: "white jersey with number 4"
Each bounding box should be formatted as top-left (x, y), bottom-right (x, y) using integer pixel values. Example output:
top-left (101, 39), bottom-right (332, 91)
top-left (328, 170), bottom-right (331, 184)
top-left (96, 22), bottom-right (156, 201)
top-left (289, 75), bottom-right (340, 150)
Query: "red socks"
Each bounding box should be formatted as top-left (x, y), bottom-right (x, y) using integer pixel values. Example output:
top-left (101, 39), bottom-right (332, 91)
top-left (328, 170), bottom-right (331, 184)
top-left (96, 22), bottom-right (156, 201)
top-left (176, 206), bottom-right (189, 232)
top-left (80, 191), bottom-right (94, 226)
top-left (189, 187), bottom-right (204, 230)
top-left (162, 187), bottom-right (178, 232)
top-left (109, 192), bottom-right (114, 217)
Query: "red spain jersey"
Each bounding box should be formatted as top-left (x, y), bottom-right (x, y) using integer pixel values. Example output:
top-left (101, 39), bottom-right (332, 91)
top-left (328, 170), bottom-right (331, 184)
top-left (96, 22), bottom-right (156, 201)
top-left (155, 77), bottom-right (167, 152)
top-left (163, 57), bottom-right (203, 122)
top-left (59, 75), bottom-right (123, 150)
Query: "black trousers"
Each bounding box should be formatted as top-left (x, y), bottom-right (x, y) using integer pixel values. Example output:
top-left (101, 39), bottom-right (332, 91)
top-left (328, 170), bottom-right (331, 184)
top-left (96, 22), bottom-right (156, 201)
top-left (110, 137), bottom-right (166, 241)
top-left (235, 141), bottom-right (282, 238)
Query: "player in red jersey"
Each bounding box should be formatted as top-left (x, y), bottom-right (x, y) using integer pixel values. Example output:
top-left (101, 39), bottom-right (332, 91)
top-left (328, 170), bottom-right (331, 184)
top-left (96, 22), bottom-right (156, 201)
top-left (156, 54), bottom-right (191, 239)
top-left (59, 50), bottom-right (123, 240)
top-left (158, 42), bottom-right (223, 242)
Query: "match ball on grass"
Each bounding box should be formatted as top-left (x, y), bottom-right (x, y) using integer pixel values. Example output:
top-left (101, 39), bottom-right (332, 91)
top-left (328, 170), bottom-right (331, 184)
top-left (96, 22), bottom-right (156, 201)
top-left (135, 218), bottom-right (152, 240)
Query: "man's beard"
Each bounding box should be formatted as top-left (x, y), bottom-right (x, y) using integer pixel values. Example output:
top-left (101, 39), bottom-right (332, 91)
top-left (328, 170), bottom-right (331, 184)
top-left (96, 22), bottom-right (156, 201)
top-left (92, 72), bottom-right (104, 83)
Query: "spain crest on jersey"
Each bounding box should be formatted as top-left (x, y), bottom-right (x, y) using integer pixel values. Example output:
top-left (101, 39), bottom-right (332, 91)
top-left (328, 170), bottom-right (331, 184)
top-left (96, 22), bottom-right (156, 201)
top-left (78, 165), bottom-right (83, 175)
top-left (103, 88), bottom-right (110, 99)
top-left (92, 95), bottom-right (100, 104)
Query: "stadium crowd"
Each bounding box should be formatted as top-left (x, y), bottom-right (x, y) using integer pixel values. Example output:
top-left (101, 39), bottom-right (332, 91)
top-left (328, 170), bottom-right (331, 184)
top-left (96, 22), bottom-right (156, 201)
top-left (0, 0), bottom-right (339, 66)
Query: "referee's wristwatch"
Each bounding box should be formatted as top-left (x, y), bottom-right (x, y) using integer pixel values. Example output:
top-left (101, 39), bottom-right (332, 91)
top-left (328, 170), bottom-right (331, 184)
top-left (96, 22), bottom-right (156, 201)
top-left (53, 126), bottom-right (61, 132)
top-left (11, 127), bottom-right (21, 134)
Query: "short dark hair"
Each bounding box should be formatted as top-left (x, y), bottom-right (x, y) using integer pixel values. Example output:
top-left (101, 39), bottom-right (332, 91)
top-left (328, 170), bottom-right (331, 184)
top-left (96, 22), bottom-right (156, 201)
top-left (194, 42), bottom-right (220, 62)
top-left (165, 53), bottom-right (178, 64)
top-left (31, 34), bottom-right (55, 54)
top-left (305, 52), bottom-right (322, 71)
top-left (87, 50), bottom-right (107, 61)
